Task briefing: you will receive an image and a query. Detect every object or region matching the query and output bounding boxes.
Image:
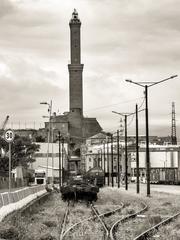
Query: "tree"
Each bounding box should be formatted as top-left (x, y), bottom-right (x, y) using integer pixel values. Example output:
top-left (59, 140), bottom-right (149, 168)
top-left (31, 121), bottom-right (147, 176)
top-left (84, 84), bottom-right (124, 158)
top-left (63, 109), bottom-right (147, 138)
top-left (0, 135), bottom-right (40, 173)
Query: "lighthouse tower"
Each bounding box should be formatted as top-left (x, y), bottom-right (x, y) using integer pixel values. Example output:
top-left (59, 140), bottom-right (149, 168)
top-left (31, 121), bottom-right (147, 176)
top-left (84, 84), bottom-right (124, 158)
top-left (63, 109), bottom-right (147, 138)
top-left (68, 9), bottom-right (84, 139)
top-left (68, 9), bottom-right (83, 115)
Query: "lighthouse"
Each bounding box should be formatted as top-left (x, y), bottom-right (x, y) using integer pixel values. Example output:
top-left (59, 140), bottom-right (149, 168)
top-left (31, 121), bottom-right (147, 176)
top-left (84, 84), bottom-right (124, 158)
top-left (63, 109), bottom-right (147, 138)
top-left (68, 9), bottom-right (84, 114)
top-left (67, 10), bottom-right (84, 141)
top-left (44, 10), bottom-right (102, 172)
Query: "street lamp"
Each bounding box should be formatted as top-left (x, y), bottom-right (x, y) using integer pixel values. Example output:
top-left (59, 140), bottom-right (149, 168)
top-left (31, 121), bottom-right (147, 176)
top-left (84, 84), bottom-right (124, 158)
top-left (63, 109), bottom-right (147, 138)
top-left (40, 100), bottom-right (52, 183)
top-left (125, 75), bottom-right (178, 196)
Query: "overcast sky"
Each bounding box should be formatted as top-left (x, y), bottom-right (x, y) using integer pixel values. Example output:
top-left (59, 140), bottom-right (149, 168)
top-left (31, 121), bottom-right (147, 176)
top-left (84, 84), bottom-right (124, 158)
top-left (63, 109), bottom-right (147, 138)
top-left (0, 0), bottom-right (180, 137)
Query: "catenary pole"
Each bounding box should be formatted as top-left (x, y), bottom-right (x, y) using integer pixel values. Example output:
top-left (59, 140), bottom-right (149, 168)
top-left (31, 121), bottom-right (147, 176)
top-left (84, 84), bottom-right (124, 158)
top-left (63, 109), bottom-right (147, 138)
top-left (111, 134), bottom-right (114, 187)
top-left (117, 130), bottom-right (120, 188)
top-left (125, 74), bottom-right (178, 196)
top-left (125, 115), bottom-right (128, 190)
top-left (103, 141), bottom-right (106, 185)
top-left (58, 131), bottom-right (61, 189)
top-left (136, 104), bottom-right (140, 193)
top-left (107, 137), bottom-right (110, 186)
top-left (145, 86), bottom-right (150, 196)
top-left (62, 137), bottom-right (64, 185)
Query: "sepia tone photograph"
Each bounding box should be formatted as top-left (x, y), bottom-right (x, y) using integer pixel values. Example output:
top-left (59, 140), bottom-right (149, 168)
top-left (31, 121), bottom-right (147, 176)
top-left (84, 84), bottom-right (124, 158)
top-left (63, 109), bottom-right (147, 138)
top-left (0, 0), bottom-right (180, 239)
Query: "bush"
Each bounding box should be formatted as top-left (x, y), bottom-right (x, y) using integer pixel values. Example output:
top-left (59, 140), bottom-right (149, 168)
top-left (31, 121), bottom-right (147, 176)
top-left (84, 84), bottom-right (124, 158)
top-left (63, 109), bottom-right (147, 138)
top-left (0, 223), bottom-right (19, 239)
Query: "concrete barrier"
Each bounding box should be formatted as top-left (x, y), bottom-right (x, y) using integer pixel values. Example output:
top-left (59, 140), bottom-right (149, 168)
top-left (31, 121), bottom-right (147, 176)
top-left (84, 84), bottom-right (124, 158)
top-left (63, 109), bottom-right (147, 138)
top-left (0, 195), bottom-right (3, 208)
top-left (1, 193), bottom-right (10, 206)
top-left (0, 185), bottom-right (46, 208)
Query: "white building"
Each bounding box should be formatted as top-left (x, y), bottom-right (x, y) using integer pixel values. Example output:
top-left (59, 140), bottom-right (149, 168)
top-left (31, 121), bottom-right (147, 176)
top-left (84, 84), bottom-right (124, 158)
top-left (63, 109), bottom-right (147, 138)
top-left (32, 142), bottom-right (68, 182)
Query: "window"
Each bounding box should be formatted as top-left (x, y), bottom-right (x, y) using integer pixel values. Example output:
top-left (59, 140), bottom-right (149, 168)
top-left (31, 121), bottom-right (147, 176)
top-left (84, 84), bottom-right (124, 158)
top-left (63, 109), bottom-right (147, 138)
top-left (89, 158), bottom-right (91, 162)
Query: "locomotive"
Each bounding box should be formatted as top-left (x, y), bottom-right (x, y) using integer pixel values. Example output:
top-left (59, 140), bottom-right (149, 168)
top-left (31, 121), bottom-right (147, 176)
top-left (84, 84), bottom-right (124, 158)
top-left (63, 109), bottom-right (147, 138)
top-left (83, 166), bottom-right (105, 187)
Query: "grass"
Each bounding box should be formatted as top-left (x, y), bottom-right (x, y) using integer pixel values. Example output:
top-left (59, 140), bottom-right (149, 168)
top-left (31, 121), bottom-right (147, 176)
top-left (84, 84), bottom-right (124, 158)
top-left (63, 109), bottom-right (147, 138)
top-left (2, 186), bottom-right (180, 240)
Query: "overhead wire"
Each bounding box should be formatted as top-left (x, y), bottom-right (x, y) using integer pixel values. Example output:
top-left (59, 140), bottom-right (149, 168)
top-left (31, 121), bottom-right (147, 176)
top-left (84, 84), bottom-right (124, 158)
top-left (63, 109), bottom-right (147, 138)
top-left (84, 97), bottom-right (144, 113)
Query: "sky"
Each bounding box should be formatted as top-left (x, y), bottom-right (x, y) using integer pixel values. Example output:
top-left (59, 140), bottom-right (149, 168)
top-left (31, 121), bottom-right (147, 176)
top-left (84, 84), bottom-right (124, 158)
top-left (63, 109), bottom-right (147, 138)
top-left (0, 0), bottom-right (180, 137)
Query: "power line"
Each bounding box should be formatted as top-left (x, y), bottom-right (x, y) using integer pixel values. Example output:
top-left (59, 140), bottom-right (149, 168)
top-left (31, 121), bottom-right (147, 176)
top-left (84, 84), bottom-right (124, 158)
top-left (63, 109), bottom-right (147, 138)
top-left (84, 97), bottom-right (144, 113)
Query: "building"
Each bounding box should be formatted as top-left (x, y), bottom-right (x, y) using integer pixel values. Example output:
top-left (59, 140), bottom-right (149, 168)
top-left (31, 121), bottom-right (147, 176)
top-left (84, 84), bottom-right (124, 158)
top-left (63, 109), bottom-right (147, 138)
top-left (84, 134), bottom-right (131, 184)
top-left (32, 142), bottom-right (68, 183)
top-left (84, 132), bottom-right (180, 184)
top-left (130, 144), bottom-right (180, 182)
top-left (44, 10), bottom-right (102, 173)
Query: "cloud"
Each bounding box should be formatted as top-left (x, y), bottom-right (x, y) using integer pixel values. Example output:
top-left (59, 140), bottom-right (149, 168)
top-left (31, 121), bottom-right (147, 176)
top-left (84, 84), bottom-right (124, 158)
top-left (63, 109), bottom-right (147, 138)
top-left (0, 0), bottom-right (179, 136)
top-left (0, 55), bottom-right (68, 122)
top-left (0, 0), bottom-right (15, 18)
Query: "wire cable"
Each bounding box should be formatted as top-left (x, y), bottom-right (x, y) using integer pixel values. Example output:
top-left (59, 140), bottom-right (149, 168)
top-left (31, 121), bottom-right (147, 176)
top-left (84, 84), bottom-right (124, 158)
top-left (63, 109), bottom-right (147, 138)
top-left (84, 97), bottom-right (144, 113)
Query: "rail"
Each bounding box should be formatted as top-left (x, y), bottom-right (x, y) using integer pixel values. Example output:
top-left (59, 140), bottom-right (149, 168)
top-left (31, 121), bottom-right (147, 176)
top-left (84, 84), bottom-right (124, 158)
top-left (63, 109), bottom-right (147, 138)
top-left (109, 201), bottom-right (148, 240)
top-left (60, 202), bottom-right (70, 240)
top-left (91, 204), bottom-right (109, 238)
top-left (62, 202), bottom-right (124, 239)
top-left (134, 211), bottom-right (180, 240)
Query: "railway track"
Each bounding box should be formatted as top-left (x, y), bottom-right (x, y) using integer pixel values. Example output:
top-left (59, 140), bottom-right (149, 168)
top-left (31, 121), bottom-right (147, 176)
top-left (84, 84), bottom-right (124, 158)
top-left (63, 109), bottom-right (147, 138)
top-left (91, 204), bottom-right (109, 239)
top-left (109, 201), bottom-right (148, 240)
top-left (59, 202), bottom-right (70, 240)
top-left (109, 201), bottom-right (180, 240)
top-left (60, 201), bottom-right (124, 239)
top-left (134, 211), bottom-right (180, 240)
top-left (59, 199), bottom-right (180, 240)
top-left (60, 200), bottom-right (149, 240)
top-left (4, 188), bottom-right (180, 240)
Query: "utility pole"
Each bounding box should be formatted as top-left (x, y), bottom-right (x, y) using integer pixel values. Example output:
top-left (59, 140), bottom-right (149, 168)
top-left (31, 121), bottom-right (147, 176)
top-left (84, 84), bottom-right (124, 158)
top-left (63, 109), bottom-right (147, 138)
top-left (107, 137), bottom-right (110, 186)
top-left (136, 104), bottom-right (140, 194)
top-left (103, 141), bottom-right (106, 185)
top-left (145, 85), bottom-right (150, 196)
top-left (52, 128), bottom-right (54, 186)
top-left (111, 134), bottom-right (114, 187)
top-left (62, 137), bottom-right (64, 184)
top-left (112, 111), bottom-right (134, 190)
top-left (126, 74), bottom-right (178, 197)
top-left (58, 131), bottom-right (61, 189)
top-left (117, 130), bottom-right (120, 188)
top-left (124, 115), bottom-right (128, 190)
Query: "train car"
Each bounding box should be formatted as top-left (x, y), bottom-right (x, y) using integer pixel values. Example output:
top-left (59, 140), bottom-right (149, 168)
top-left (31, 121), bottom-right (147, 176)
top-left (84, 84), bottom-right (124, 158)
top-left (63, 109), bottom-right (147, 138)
top-left (150, 168), bottom-right (180, 185)
top-left (60, 175), bottom-right (99, 201)
top-left (84, 166), bottom-right (105, 187)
